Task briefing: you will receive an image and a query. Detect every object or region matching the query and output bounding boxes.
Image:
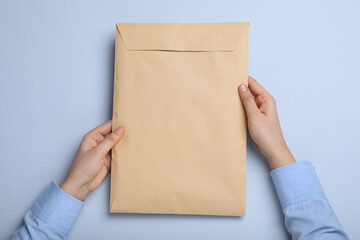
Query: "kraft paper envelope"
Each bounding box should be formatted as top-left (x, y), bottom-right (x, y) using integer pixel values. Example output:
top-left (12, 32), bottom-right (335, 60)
top-left (111, 23), bottom-right (249, 216)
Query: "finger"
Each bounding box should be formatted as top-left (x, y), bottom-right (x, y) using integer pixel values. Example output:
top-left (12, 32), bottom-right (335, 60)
top-left (87, 120), bottom-right (112, 139)
top-left (88, 165), bottom-right (110, 191)
top-left (238, 84), bottom-right (260, 117)
top-left (248, 76), bottom-right (270, 97)
top-left (104, 153), bottom-right (111, 171)
top-left (91, 120), bottom-right (113, 136)
top-left (82, 121), bottom-right (112, 148)
top-left (95, 127), bottom-right (125, 156)
top-left (97, 165), bottom-right (111, 183)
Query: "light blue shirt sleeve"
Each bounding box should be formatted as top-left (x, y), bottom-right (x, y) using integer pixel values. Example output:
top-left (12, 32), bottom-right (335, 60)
top-left (270, 161), bottom-right (348, 240)
top-left (9, 162), bottom-right (348, 239)
top-left (9, 181), bottom-right (83, 240)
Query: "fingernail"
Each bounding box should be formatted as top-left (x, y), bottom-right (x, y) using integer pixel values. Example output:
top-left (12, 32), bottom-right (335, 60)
top-left (239, 84), bottom-right (247, 93)
top-left (114, 127), bottom-right (124, 136)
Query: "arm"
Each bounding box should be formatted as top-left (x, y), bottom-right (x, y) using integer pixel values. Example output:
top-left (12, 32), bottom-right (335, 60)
top-left (238, 76), bottom-right (348, 240)
top-left (9, 121), bottom-right (125, 239)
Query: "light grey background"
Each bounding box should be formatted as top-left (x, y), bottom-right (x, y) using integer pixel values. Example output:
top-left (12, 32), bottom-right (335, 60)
top-left (0, 0), bottom-right (359, 239)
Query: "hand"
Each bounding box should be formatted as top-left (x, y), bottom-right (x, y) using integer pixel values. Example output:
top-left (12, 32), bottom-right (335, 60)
top-left (238, 76), bottom-right (295, 170)
top-left (60, 120), bottom-right (125, 201)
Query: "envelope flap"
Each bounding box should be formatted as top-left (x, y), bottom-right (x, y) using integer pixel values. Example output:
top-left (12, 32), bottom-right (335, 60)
top-left (116, 23), bottom-right (249, 51)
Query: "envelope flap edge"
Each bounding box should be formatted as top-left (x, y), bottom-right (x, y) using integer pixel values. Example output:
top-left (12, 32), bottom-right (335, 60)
top-left (116, 23), bottom-right (249, 51)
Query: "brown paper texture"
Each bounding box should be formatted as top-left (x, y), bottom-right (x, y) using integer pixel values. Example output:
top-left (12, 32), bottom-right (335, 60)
top-left (111, 23), bottom-right (249, 216)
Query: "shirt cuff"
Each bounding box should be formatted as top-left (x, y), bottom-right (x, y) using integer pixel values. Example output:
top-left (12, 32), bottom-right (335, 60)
top-left (30, 181), bottom-right (84, 236)
top-left (270, 161), bottom-right (327, 208)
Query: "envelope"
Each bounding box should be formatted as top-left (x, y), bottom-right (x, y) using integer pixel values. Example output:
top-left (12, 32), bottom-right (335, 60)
top-left (111, 23), bottom-right (249, 216)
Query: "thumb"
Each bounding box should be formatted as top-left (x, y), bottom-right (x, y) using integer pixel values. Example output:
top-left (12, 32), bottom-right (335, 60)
top-left (238, 84), bottom-right (259, 117)
top-left (95, 127), bottom-right (125, 156)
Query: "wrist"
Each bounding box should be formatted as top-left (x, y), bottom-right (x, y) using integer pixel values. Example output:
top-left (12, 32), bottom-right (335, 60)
top-left (60, 177), bottom-right (90, 202)
top-left (265, 145), bottom-right (296, 170)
